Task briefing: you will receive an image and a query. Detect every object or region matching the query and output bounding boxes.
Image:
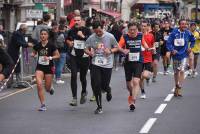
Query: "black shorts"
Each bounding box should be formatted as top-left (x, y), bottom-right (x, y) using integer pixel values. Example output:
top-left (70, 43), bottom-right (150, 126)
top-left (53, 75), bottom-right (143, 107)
top-left (124, 62), bottom-right (143, 81)
top-left (194, 53), bottom-right (200, 56)
top-left (36, 65), bottom-right (55, 74)
top-left (143, 62), bottom-right (152, 72)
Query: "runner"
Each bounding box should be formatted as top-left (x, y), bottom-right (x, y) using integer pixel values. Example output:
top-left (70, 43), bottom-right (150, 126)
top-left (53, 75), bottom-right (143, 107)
top-left (85, 20), bottom-right (118, 114)
top-left (32, 29), bottom-right (60, 111)
top-left (66, 15), bottom-right (91, 106)
top-left (166, 19), bottom-right (195, 97)
top-left (160, 20), bottom-right (173, 75)
top-left (118, 22), bottom-right (144, 111)
top-left (190, 22), bottom-right (200, 77)
top-left (151, 22), bottom-right (163, 82)
top-left (140, 21), bottom-right (155, 99)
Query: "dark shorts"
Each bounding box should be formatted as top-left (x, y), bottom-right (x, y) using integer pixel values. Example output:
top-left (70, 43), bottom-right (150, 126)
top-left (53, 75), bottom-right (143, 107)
top-left (194, 52), bottom-right (200, 56)
top-left (143, 62), bottom-right (152, 72)
top-left (36, 65), bottom-right (55, 74)
top-left (124, 62), bottom-right (143, 81)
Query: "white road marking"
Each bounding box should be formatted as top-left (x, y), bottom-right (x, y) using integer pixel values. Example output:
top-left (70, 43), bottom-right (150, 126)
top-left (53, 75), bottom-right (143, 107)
top-left (154, 104), bottom-right (167, 114)
top-left (0, 87), bottom-right (32, 101)
top-left (164, 94), bottom-right (174, 102)
top-left (139, 118), bottom-right (157, 133)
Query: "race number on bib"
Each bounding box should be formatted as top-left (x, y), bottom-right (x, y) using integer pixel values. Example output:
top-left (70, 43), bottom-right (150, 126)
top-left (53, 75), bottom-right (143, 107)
top-left (38, 56), bottom-right (49, 65)
top-left (174, 38), bottom-right (184, 46)
top-left (94, 56), bottom-right (107, 66)
top-left (74, 40), bottom-right (85, 49)
top-left (154, 42), bottom-right (159, 48)
top-left (129, 53), bottom-right (140, 62)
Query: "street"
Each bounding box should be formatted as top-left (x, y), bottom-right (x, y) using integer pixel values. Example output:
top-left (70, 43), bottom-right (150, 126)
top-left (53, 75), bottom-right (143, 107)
top-left (0, 65), bottom-right (200, 134)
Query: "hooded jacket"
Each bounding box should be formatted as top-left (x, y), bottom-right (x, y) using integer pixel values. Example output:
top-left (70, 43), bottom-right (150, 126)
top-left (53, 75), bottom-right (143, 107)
top-left (166, 28), bottom-right (195, 60)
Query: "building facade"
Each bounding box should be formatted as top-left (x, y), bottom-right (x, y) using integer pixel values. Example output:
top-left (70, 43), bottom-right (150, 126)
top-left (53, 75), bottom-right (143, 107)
top-left (0, 0), bottom-right (35, 32)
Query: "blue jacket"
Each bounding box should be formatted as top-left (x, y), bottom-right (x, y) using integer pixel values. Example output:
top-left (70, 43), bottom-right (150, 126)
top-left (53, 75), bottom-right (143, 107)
top-left (166, 28), bottom-right (195, 60)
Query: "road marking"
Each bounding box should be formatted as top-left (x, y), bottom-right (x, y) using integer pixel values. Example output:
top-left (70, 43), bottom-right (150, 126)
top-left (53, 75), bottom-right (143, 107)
top-left (164, 94), bottom-right (174, 102)
top-left (0, 87), bottom-right (32, 101)
top-left (139, 118), bottom-right (157, 133)
top-left (154, 104), bottom-right (167, 114)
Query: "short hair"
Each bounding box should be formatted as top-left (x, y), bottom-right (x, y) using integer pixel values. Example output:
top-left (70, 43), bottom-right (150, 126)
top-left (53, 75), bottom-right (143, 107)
top-left (179, 19), bottom-right (186, 25)
top-left (92, 20), bottom-right (104, 29)
top-left (40, 29), bottom-right (49, 34)
top-left (43, 14), bottom-right (51, 22)
top-left (190, 22), bottom-right (196, 27)
top-left (19, 24), bottom-right (27, 30)
top-left (74, 9), bottom-right (80, 16)
top-left (128, 22), bottom-right (138, 29)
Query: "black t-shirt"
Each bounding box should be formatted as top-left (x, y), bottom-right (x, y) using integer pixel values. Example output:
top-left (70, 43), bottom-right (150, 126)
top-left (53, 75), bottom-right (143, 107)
top-left (33, 42), bottom-right (57, 67)
top-left (67, 26), bottom-right (91, 57)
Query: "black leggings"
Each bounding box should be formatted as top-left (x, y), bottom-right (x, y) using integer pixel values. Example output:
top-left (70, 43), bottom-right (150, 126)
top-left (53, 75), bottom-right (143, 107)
top-left (90, 65), bottom-right (112, 108)
top-left (70, 56), bottom-right (89, 98)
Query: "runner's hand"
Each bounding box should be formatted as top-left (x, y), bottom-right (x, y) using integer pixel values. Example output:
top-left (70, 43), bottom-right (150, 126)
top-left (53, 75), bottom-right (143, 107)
top-left (77, 31), bottom-right (85, 38)
top-left (89, 48), bottom-right (95, 57)
top-left (172, 50), bottom-right (178, 55)
top-left (122, 49), bottom-right (130, 55)
top-left (44, 56), bottom-right (49, 61)
top-left (187, 48), bottom-right (192, 54)
top-left (104, 48), bottom-right (111, 56)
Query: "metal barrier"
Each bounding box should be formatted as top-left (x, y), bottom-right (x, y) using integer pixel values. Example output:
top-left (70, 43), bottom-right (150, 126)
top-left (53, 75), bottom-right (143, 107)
top-left (0, 47), bottom-right (34, 91)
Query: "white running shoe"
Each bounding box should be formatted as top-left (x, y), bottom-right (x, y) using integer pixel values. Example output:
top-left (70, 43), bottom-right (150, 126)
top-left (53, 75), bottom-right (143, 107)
top-left (140, 93), bottom-right (146, 99)
top-left (56, 80), bottom-right (65, 84)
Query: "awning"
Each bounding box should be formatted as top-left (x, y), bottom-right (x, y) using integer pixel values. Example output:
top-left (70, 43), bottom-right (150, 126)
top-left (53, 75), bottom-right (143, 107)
top-left (92, 8), bottom-right (121, 20)
top-left (136, 0), bottom-right (159, 4)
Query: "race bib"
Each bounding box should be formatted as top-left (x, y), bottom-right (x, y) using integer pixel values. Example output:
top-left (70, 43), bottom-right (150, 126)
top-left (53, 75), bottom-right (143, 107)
top-left (94, 56), bottom-right (107, 66)
top-left (154, 42), bottom-right (159, 48)
top-left (129, 52), bottom-right (140, 62)
top-left (74, 40), bottom-right (85, 49)
top-left (174, 38), bottom-right (184, 46)
top-left (164, 35), bottom-right (169, 41)
top-left (38, 56), bottom-right (49, 65)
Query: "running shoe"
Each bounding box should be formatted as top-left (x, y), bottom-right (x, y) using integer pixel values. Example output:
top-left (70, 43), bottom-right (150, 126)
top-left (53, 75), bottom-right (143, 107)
top-left (94, 107), bottom-right (103, 114)
top-left (152, 77), bottom-right (156, 83)
top-left (192, 71), bottom-right (198, 78)
top-left (69, 98), bottom-right (77, 106)
top-left (56, 80), bottom-right (65, 84)
top-left (90, 96), bottom-right (96, 102)
top-left (49, 88), bottom-right (54, 95)
top-left (174, 86), bottom-right (182, 97)
top-left (163, 71), bottom-right (168, 75)
top-left (46, 88), bottom-right (54, 95)
top-left (38, 104), bottom-right (47, 111)
top-left (80, 92), bottom-right (87, 104)
top-left (106, 90), bottom-right (112, 102)
top-left (140, 93), bottom-right (146, 99)
top-left (129, 104), bottom-right (135, 111)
